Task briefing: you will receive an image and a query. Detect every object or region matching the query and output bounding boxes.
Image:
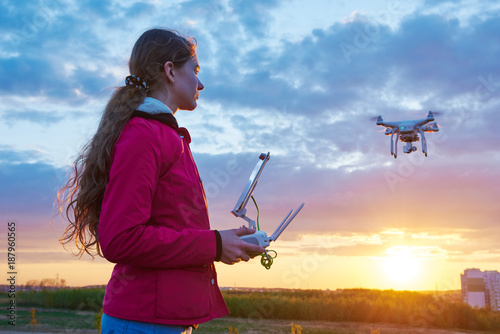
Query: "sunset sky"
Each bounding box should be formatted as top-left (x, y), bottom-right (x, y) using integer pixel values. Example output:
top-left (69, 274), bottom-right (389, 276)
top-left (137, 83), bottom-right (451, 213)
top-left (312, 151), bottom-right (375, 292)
top-left (1, 0), bottom-right (499, 291)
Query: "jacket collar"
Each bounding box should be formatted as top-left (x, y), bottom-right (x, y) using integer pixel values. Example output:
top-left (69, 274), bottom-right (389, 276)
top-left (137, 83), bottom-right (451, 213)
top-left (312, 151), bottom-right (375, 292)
top-left (132, 97), bottom-right (191, 143)
top-left (136, 97), bottom-right (174, 114)
top-left (131, 110), bottom-right (179, 129)
top-left (131, 111), bottom-right (192, 144)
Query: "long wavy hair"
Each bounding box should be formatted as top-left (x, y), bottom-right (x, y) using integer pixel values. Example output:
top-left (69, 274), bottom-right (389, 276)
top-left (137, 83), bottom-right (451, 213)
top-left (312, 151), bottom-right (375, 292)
top-left (57, 28), bottom-right (197, 257)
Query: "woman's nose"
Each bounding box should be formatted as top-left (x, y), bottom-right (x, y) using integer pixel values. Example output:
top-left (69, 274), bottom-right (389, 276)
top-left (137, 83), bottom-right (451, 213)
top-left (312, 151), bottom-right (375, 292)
top-left (197, 78), bottom-right (204, 91)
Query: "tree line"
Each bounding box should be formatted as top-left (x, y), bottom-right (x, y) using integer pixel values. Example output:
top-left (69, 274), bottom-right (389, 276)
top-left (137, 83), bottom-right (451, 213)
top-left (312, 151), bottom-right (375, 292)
top-left (223, 289), bottom-right (500, 331)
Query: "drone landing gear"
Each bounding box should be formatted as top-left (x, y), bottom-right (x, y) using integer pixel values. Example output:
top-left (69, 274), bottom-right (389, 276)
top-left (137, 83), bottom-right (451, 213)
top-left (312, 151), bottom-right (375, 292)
top-left (419, 128), bottom-right (428, 157)
top-left (390, 131), bottom-right (399, 159)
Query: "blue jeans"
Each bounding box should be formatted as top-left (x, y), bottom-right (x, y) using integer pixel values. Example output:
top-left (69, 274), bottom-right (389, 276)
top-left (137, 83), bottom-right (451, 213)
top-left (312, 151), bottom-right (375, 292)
top-left (101, 313), bottom-right (192, 334)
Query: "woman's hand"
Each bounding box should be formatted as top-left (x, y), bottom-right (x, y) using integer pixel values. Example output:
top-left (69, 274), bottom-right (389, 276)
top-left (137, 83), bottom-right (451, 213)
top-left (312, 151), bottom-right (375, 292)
top-left (218, 226), bottom-right (265, 264)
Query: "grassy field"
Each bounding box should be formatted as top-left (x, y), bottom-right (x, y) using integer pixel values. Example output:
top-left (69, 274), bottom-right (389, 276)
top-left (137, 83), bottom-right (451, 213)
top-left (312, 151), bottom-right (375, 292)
top-left (0, 306), bottom-right (492, 334)
top-left (1, 306), bottom-right (96, 332)
top-left (2, 289), bottom-right (500, 333)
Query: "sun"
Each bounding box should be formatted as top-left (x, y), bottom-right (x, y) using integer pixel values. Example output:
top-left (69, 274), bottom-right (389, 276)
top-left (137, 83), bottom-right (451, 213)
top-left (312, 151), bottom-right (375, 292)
top-left (381, 246), bottom-right (422, 287)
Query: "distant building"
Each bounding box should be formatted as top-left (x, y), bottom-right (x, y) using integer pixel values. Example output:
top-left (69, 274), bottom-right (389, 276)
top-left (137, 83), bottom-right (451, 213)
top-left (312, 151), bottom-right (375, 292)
top-left (485, 270), bottom-right (500, 311)
top-left (461, 268), bottom-right (500, 311)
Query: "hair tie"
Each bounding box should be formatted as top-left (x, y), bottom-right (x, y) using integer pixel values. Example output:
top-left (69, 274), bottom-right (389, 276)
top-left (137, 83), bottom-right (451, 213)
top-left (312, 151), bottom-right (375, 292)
top-left (125, 75), bottom-right (150, 92)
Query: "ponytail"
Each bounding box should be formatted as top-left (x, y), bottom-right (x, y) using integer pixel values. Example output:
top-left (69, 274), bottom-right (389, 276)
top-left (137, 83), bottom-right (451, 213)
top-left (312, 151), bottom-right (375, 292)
top-left (58, 28), bottom-right (196, 257)
top-left (58, 85), bottom-right (146, 257)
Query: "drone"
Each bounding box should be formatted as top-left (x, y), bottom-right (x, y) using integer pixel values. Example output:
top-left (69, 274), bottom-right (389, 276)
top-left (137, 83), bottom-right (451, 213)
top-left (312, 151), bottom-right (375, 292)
top-left (376, 111), bottom-right (439, 158)
top-left (231, 152), bottom-right (305, 269)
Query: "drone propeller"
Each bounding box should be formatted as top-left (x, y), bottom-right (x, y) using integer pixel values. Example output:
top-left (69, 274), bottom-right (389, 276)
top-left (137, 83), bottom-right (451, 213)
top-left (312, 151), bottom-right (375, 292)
top-left (406, 110), bottom-right (443, 118)
top-left (426, 110), bottom-right (446, 121)
top-left (370, 115), bottom-right (385, 123)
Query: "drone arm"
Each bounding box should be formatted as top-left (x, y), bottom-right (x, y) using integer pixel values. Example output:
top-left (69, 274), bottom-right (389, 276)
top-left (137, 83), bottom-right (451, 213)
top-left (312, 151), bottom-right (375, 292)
top-left (423, 123), bottom-right (439, 132)
top-left (378, 121), bottom-right (399, 128)
top-left (415, 118), bottom-right (433, 127)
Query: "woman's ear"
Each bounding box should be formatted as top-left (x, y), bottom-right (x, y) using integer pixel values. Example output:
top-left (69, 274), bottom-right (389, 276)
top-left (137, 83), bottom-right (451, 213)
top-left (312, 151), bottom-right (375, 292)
top-left (164, 61), bottom-right (175, 84)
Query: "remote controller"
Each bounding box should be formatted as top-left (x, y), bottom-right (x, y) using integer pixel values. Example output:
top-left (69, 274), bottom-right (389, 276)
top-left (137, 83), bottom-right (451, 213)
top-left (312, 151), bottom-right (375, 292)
top-left (232, 152), bottom-right (305, 263)
top-left (241, 230), bottom-right (270, 248)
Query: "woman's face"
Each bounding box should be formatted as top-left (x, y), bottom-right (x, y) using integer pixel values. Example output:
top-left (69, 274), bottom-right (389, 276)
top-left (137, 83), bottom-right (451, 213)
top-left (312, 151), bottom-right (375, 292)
top-left (170, 54), bottom-right (204, 111)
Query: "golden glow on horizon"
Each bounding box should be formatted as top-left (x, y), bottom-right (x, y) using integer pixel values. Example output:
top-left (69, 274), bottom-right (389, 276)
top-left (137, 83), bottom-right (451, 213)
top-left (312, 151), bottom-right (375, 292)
top-left (14, 229), bottom-right (496, 291)
top-left (382, 246), bottom-right (422, 286)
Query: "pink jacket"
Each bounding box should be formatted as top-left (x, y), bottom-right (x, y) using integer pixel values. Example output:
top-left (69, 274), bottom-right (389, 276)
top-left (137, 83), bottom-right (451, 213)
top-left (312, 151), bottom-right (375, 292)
top-left (98, 115), bottom-right (229, 326)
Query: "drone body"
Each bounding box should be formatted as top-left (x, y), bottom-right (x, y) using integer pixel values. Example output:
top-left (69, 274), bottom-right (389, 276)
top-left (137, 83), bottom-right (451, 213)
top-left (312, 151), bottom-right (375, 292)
top-left (376, 111), bottom-right (439, 158)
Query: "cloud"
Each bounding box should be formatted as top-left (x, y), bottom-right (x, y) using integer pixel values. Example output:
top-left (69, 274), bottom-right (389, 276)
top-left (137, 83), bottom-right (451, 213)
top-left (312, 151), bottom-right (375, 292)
top-left (190, 8), bottom-right (500, 163)
top-left (0, 146), bottom-right (64, 215)
top-left (191, 144), bottom-right (500, 249)
top-left (202, 10), bottom-right (500, 113)
top-left (309, 243), bottom-right (387, 257)
top-left (1, 109), bottom-right (86, 125)
top-left (0, 0), bottom-right (127, 102)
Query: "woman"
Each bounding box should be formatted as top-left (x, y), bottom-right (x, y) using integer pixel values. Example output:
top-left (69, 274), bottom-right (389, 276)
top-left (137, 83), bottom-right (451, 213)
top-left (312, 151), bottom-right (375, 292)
top-left (58, 28), bottom-right (264, 333)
